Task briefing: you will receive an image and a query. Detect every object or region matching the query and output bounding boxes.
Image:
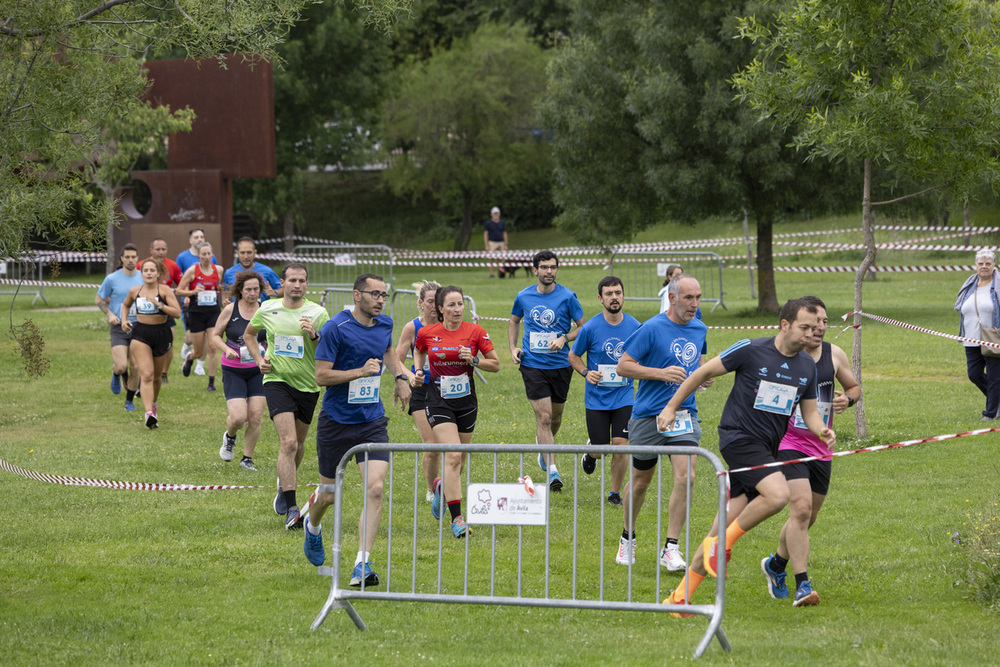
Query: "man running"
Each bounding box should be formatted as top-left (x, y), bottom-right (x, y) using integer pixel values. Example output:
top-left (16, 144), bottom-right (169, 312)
top-left (615, 274), bottom-right (707, 571)
top-left (760, 295), bottom-right (860, 606)
top-left (659, 298), bottom-right (834, 614)
top-left (95, 243), bottom-right (143, 411)
top-left (304, 274), bottom-right (413, 588)
top-left (508, 250), bottom-right (586, 491)
top-left (568, 276), bottom-right (641, 506)
top-left (222, 237), bottom-right (282, 303)
top-left (243, 263), bottom-right (330, 530)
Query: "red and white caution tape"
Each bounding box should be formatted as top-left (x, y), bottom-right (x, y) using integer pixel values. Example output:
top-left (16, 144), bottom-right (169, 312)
top-left (840, 309), bottom-right (1000, 349)
top-left (722, 426), bottom-right (1000, 477)
top-left (0, 278), bottom-right (102, 289)
top-left (0, 458), bottom-right (270, 490)
top-left (727, 265), bottom-right (975, 273)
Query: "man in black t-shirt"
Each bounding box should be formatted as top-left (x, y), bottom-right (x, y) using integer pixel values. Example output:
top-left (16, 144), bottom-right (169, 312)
top-left (483, 206), bottom-right (508, 278)
top-left (657, 298), bottom-right (835, 614)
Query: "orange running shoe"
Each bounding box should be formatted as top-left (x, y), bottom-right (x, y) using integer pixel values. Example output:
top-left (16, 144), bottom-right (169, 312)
top-left (663, 589), bottom-right (693, 618)
top-left (702, 535), bottom-right (731, 578)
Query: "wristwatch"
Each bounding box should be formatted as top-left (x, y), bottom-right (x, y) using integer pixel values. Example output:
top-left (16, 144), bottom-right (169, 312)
top-left (471, 356), bottom-right (480, 366)
top-left (395, 373), bottom-right (409, 382)
top-left (847, 395), bottom-right (856, 407)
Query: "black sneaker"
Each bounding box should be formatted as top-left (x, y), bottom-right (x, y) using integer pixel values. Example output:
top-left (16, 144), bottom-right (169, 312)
top-left (145, 412), bottom-right (158, 429)
top-left (607, 492), bottom-right (622, 506)
top-left (182, 355), bottom-right (193, 377)
top-left (285, 505), bottom-right (304, 530)
top-left (581, 453), bottom-right (596, 475)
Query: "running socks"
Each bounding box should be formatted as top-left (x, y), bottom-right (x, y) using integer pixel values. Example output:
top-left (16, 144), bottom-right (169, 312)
top-left (725, 518), bottom-right (748, 550)
top-left (283, 489), bottom-right (297, 511)
top-left (770, 553), bottom-right (789, 572)
top-left (675, 570), bottom-right (706, 599)
top-left (126, 389), bottom-right (136, 402)
top-left (794, 572), bottom-right (809, 588)
top-left (448, 499), bottom-right (463, 521)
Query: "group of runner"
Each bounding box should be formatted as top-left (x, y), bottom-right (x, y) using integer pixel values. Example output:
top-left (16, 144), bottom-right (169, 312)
top-left (97, 242), bottom-right (861, 604)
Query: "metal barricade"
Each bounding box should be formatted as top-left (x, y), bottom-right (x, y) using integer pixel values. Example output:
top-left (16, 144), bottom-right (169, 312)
top-left (310, 442), bottom-right (731, 659)
top-left (293, 244), bottom-right (395, 291)
top-left (0, 257), bottom-right (48, 305)
top-left (608, 250), bottom-right (726, 312)
top-left (322, 287), bottom-right (359, 316)
top-left (390, 290), bottom-right (479, 343)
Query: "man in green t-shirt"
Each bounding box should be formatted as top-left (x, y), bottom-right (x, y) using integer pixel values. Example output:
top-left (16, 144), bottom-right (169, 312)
top-left (244, 263), bottom-right (330, 530)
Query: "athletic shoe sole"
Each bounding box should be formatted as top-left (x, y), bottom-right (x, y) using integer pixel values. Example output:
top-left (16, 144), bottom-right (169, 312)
top-left (549, 475), bottom-right (563, 493)
top-left (793, 589), bottom-right (820, 607)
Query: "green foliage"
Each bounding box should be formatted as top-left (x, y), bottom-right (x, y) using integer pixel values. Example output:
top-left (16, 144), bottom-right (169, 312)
top-left (952, 497), bottom-right (1000, 609)
top-left (733, 0), bottom-right (1000, 203)
top-left (381, 22), bottom-right (553, 249)
top-left (7, 317), bottom-right (49, 379)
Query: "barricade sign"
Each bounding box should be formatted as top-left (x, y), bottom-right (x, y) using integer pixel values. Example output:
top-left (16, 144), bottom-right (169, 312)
top-left (310, 442), bottom-right (731, 659)
top-left (608, 250), bottom-right (726, 312)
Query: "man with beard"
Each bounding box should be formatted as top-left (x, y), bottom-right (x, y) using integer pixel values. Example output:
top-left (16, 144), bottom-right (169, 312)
top-left (568, 276), bottom-right (640, 507)
top-left (303, 274), bottom-right (413, 589)
top-left (243, 263), bottom-right (330, 530)
top-left (222, 237), bottom-right (282, 303)
top-left (95, 243), bottom-right (143, 409)
top-left (508, 250), bottom-right (586, 492)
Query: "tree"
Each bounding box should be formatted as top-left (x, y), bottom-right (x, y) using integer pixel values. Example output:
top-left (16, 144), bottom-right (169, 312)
top-left (539, 0), bottom-right (854, 311)
top-left (0, 0), bottom-right (412, 258)
top-left (733, 0), bottom-right (1000, 436)
top-left (381, 22), bottom-right (552, 250)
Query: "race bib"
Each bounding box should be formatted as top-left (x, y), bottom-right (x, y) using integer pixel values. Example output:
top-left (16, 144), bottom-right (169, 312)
top-left (348, 375), bottom-right (380, 404)
top-left (529, 331), bottom-right (558, 353)
top-left (661, 409), bottom-right (694, 435)
top-left (135, 297), bottom-right (158, 315)
top-left (597, 364), bottom-right (626, 387)
top-left (754, 380), bottom-right (798, 416)
top-left (441, 373), bottom-right (471, 399)
top-left (273, 333), bottom-right (304, 358)
top-left (197, 290), bottom-right (217, 306)
top-left (793, 400), bottom-right (832, 430)
top-left (239, 345), bottom-right (253, 363)
top-left (127, 301), bottom-right (137, 318)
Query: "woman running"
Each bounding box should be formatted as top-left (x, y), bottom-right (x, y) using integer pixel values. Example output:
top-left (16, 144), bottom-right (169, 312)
top-left (394, 280), bottom-right (441, 502)
top-left (121, 258), bottom-right (182, 428)
top-left (176, 241), bottom-right (224, 391)
top-left (212, 270), bottom-right (267, 470)
top-left (412, 285), bottom-right (500, 538)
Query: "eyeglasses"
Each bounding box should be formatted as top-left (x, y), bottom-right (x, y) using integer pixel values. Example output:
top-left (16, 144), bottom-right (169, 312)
top-left (364, 290), bottom-right (390, 301)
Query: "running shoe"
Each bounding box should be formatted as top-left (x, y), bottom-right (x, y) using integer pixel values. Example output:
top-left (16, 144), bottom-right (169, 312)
top-left (430, 477), bottom-right (443, 520)
top-left (303, 521), bottom-right (325, 566)
top-left (607, 492), bottom-right (622, 506)
top-left (182, 354), bottom-right (193, 377)
top-left (616, 535), bottom-right (636, 565)
top-left (581, 453), bottom-right (596, 475)
top-left (537, 452), bottom-right (547, 472)
top-left (194, 360), bottom-right (206, 376)
top-left (161, 374), bottom-right (169, 385)
top-left (180, 342), bottom-right (193, 360)
top-left (702, 535), bottom-right (731, 578)
top-left (285, 505), bottom-right (303, 530)
top-left (125, 400), bottom-right (136, 412)
top-left (792, 580), bottom-right (820, 607)
top-left (349, 561), bottom-right (379, 587)
top-left (206, 384), bottom-right (217, 393)
top-left (761, 554), bottom-right (789, 599)
top-left (145, 412), bottom-right (158, 429)
top-left (111, 373), bottom-right (121, 395)
top-left (273, 478), bottom-right (287, 515)
top-left (425, 491), bottom-right (434, 502)
top-left (451, 515), bottom-right (471, 538)
top-left (659, 546), bottom-right (687, 571)
top-left (548, 469), bottom-right (563, 493)
top-left (220, 431), bottom-right (236, 462)
top-left (664, 588), bottom-right (694, 618)
top-left (239, 457), bottom-right (256, 471)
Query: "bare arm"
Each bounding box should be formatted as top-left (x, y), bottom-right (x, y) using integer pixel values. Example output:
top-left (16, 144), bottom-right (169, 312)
top-left (508, 315), bottom-right (523, 364)
top-left (158, 287), bottom-right (182, 319)
top-left (119, 286), bottom-right (140, 332)
top-left (657, 356), bottom-right (730, 431)
top-left (315, 357), bottom-right (382, 387)
top-left (383, 345), bottom-right (414, 409)
top-left (830, 344), bottom-right (861, 413)
top-left (798, 398), bottom-right (837, 447)
top-left (617, 351), bottom-right (689, 384)
top-left (243, 322), bottom-right (270, 374)
top-left (394, 320), bottom-right (416, 366)
top-left (95, 293), bottom-right (118, 325)
top-left (212, 303), bottom-right (237, 359)
top-left (568, 350), bottom-right (601, 385)
top-left (175, 267), bottom-right (197, 297)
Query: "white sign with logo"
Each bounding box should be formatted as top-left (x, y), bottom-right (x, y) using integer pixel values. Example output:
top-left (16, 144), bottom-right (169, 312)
top-left (466, 483), bottom-right (548, 525)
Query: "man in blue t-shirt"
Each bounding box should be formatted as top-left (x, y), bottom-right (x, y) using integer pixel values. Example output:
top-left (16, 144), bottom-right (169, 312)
top-left (222, 237), bottom-right (282, 303)
top-left (660, 298), bottom-right (834, 613)
top-left (304, 273), bottom-right (414, 588)
top-left (616, 274), bottom-right (708, 571)
top-left (568, 276), bottom-right (640, 507)
top-left (508, 250), bottom-right (587, 492)
top-left (95, 243), bottom-right (144, 409)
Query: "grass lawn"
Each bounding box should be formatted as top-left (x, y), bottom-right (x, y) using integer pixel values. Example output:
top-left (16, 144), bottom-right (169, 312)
top-left (2, 217), bottom-right (999, 665)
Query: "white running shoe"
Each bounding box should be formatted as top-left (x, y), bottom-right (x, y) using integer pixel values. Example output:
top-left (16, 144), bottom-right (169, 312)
top-left (194, 360), bottom-right (206, 376)
top-left (425, 491), bottom-right (434, 502)
top-left (616, 536), bottom-right (636, 565)
top-left (659, 546), bottom-right (687, 571)
top-left (180, 342), bottom-right (192, 360)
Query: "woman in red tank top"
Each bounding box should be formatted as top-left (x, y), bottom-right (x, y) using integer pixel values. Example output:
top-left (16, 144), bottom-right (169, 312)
top-left (176, 241), bottom-right (224, 391)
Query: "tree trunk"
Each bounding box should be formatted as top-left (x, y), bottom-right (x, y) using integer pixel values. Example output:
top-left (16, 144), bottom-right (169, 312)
top-left (283, 209), bottom-right (295, 253)
top-left (454, 189), bottom-right (474, 251)
top-left (963, 204), bottom-right (972, 246)
top-left (755, 215), bottom-right (779, 313)
top-left (742, 208), bottom-right (756, 299)
top-left (852, 158), bottom-right (877, 439)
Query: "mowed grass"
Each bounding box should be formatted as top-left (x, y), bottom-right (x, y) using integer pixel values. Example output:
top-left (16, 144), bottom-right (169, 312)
top-left (2, 218), bottom-right (1000, 665)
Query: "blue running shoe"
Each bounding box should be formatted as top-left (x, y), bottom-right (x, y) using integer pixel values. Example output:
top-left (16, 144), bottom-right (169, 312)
top-left (303, 521), bottom-right (325, 566)
top-left (792, 580), bottom-right (820, 607)
top-left (349, 561), bottom-right (379, 587)
top-left (549, 469), bottom-right (563, 492)
top-left (273, 478), bottom-right (287, 515)
top-left (285, 505), bottom-right (303, 530)
top-left (761, 555), bottom-right (789, 599)
top-left (537, 452), bottom-right (547, 472)
top-left (430, 476), bottom-right (443, 520)
top-left (111, 374), bottom-right (121, 395)
top-left (125, 400), bottom-right (136, 412)
top-left (451, 515), bottom-right (471, 538)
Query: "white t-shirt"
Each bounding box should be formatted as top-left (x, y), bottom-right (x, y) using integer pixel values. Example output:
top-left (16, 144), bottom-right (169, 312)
top-left (961, 285), bottom-right (993, 347)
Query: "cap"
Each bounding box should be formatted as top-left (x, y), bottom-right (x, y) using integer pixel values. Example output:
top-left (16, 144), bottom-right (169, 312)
top-left (491, 206), bottom-right (500, 214)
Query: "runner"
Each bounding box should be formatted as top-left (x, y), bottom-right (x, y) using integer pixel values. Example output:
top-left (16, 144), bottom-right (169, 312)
top-left (414, 285), bottom-right (500, 538)
top-left (659, 298), bottom-right (834, 615)
top-left (211, 270), bottom-right (268, 470)
top-left (120, 259), bottom-right (182, 428)
top-left (568, 276), bottom-right (641, 506)
top-left (147, 238), bottom-right (182, 384)
top-left (304, 273), bottom-right (413, 587)
top-left (176, 242), bottom-right (223, 391)
top-left (221, 237), bottom-right (282, 303)
top-left (95, 243), bottom-right (143, 411)
top-left (393, 280), bottom-right (442, 502)
top-left (244, 263), bottom-right (330, 529)
top-left (175, 229), bottom-right (218, 365)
